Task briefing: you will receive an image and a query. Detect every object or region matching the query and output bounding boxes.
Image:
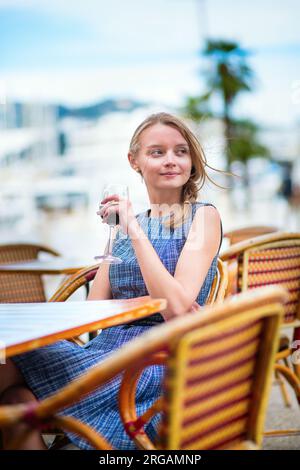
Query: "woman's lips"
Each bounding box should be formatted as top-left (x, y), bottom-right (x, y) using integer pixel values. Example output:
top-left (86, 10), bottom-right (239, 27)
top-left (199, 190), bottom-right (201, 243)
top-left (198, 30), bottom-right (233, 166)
top-left (160, 173), bottom-right (179, 177)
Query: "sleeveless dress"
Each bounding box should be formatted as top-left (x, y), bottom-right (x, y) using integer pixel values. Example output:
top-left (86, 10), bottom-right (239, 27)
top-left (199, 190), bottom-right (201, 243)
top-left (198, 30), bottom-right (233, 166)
top-left (12, 202), bottom-right (221, 450)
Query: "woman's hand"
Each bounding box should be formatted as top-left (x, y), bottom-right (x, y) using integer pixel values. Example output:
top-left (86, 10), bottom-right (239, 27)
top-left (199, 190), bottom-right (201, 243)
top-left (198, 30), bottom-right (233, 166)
top-left (97, 194), bottom-right (140, 236)
top-left (190, 301), bottom-right (201, 313)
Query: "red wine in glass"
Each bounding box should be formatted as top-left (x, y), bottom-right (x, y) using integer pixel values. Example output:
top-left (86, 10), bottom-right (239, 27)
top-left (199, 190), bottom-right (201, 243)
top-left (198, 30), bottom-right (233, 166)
top-left (95, 184), bottom-right (128, 264)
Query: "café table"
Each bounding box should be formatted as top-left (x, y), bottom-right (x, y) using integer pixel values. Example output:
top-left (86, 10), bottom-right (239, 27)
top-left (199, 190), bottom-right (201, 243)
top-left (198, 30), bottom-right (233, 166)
top-left (0, 297), bottom-right (166, 359)
top-left (0, 258), bottom-right (92, 275)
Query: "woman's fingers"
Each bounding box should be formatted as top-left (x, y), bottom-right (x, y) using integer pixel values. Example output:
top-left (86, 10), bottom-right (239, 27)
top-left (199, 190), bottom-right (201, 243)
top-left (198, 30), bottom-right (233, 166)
top-left (97, 201), bottom-right (119, 218)
top-left (101, 194), bottom-right (121, 204)
top-left (101, 204), bottom-right (119, 223)
top-left (96, 197), bottom-right (134, 233)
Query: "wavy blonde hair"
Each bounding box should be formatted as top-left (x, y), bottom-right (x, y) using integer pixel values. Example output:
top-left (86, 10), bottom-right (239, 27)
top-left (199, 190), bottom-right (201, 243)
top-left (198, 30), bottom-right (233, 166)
top-left (129, 112), bottom-right (220, 229)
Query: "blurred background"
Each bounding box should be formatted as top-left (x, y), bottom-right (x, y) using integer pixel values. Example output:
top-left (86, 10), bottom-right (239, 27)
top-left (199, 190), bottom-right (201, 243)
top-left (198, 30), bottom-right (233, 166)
top-left (0, 0), bottom-right (299, 262)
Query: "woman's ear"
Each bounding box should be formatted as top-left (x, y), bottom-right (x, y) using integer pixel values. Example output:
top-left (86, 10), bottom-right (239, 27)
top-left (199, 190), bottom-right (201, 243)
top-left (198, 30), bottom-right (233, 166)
top-left (128, 152), bottom-right (140, 173)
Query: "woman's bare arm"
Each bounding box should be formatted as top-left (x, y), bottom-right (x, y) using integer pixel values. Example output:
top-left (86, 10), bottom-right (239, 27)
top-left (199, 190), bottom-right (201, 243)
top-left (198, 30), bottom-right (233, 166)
top-left (130, 206), bottom-right (221, 320)
top-left (88, 206), bottom-right (221, 317)
top-left (87, 262), bottom-right (112, 300)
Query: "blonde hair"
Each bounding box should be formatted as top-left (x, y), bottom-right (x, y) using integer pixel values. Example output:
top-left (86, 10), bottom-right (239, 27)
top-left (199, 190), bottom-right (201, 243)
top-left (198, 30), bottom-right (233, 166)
top-left (129, 112), bottom-right (220, 229)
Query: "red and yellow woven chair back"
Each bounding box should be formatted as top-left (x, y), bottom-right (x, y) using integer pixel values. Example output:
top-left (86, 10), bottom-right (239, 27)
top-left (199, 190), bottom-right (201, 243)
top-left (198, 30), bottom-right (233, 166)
top-left (239, 241), bottom-right (300, 323)
top-left (0, 243), bottom-right (60, 303)
top-left (221, 233), bottom-right (300, 325)
top-left (160, 299), bottom-right (283, 450)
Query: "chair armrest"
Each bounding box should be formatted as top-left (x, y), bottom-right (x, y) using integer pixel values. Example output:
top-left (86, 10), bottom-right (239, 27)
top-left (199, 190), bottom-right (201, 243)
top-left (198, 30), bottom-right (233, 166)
top-left (119, 352), bottom-right (167, 450)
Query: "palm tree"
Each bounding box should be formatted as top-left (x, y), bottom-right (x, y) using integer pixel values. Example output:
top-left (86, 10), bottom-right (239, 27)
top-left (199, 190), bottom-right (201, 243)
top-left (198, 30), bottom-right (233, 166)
top-left (183, 39), bottom-right (269, 176)
top-left (204, 40), bottom-right (253, 170)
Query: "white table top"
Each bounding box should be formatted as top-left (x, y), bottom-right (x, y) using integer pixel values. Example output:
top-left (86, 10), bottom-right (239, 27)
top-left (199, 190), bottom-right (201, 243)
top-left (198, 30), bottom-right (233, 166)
top-left (0, 298), bottom-right (166, 358)
top-left (0, 258), bottom-right (94, 275)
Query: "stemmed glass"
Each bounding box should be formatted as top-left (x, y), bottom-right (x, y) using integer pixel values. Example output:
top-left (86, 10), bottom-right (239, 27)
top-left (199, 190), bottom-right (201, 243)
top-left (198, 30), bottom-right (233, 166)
top-left (95, 184), bottom-right (129, 264)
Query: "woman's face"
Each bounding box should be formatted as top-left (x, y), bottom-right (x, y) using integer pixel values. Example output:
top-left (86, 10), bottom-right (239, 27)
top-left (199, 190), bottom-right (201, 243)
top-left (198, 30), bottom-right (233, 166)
top-left (133, 123), bottom-right (192, 193)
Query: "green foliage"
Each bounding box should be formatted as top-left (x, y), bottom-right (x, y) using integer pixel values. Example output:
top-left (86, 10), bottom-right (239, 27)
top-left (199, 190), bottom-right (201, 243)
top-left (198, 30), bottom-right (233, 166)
top-left (228, 119), bottom-right (270, 165)
top-left (203, 39), bottom-right (254, 108)
top-left (182, 38), bottom-right (269, 170)
top-left (183, 92), bottom-right (212, 121)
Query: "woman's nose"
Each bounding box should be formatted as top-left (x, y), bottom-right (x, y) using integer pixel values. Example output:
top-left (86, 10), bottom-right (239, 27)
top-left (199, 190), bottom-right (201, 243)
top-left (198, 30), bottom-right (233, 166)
top-left (164, 151), bottom-right (176, 164)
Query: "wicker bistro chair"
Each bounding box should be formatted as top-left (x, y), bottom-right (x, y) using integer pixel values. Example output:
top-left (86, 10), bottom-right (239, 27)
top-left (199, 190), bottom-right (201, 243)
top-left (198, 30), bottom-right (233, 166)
top-left (45, 260), bottom-right (227, 448)
top-left (49, 264), bottom-right (100, 303)
top-left (221, 232), bottom-right (300, 431)
top-left (224, 226), bottom-right (278, 246)
top-left (49, 264), bottom-right (100, 345)
top-left (205, 259), bottom-right (228, 305)
top-left (0, 287), bottom-right (286, 450)
top-left (0, 243), bottom-right (60, 303)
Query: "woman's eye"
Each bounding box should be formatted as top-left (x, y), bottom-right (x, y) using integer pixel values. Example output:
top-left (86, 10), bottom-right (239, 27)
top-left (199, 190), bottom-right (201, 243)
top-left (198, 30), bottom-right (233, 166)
top-left (177, 148), bottom-right (188, 155)
top-left (150, 149), bottom-right (163, 156)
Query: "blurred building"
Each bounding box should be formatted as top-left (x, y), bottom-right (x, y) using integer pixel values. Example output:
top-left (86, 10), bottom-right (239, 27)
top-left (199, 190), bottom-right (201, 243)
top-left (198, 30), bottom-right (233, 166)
top-left (0, 100), bottom-right (58, 167)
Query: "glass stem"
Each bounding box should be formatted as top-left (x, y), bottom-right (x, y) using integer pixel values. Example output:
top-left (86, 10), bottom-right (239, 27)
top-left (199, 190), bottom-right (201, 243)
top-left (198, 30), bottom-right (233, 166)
top-left (106, 225), bottom-right (114, 256)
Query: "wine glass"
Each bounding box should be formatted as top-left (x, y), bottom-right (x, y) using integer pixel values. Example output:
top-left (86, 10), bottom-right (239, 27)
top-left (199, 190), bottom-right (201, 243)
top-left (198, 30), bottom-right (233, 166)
top-left (95, 184), bottom-right (129, 264)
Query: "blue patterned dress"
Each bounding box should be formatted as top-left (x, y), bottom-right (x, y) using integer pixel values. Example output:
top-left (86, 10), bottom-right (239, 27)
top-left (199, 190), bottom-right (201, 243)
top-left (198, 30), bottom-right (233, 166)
top-left (12, 202), bottom-right (221, 450)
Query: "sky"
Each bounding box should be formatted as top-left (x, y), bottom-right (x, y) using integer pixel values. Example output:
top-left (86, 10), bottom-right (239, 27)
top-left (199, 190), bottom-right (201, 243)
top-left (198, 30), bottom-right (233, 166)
top-left (0, 0), bottom-right (299, 126)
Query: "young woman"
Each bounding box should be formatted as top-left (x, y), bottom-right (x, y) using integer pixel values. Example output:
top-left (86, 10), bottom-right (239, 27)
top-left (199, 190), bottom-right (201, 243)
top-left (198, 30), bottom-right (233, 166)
top-left (0, 113), bottom-right (222, 449)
